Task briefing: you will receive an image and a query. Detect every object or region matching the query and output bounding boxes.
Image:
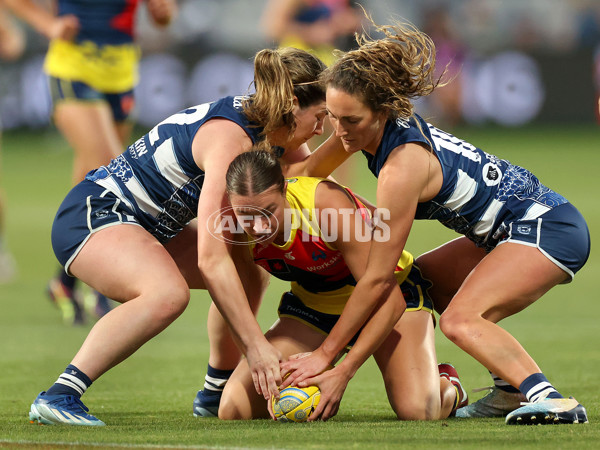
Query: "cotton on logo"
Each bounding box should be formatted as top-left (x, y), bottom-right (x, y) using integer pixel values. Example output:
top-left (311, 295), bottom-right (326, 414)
top-left (206, 206), bottom-right (278, 245)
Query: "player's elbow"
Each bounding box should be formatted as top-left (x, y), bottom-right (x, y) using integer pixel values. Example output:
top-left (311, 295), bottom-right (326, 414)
top-left (197, 247), bottom-right (224, 276)
top-left (362, 273), bottom-right (398, 303)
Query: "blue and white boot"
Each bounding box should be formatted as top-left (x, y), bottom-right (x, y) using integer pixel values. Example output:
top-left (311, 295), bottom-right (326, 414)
top-left (29, 391), bottom-right (105, 426)
top-left (193, 389), bottom-right (222, 418)
top-left (506, 397), bottom-right (588, 425)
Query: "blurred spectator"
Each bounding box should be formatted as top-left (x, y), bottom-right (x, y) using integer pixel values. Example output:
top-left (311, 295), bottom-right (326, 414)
top-left (0, 0), bottom-right (24, 283)
top-left (422, 5), bottom-right (467, 127)
top-left (595, 45), bottom-right (600, 123)
top-left (1, 1), bottom-right (598, 130)
top-left (576, 1), bottom-right (600, 49)
top-left (260, 0), bottom-right (362, 185)
top-left (261, 0), bottom-right (361, 66)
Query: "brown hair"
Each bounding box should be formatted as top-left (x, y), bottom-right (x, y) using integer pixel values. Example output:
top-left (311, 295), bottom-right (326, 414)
top-left (322, 13), bottom-right (446, 121)
top-left (244, 47), bottom-right (327, 138)
top-left (226, 150), bottom-right (285, 197)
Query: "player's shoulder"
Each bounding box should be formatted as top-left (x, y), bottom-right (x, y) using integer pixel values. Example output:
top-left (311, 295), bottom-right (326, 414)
top-left (313, 179), bottom-right (356, 210)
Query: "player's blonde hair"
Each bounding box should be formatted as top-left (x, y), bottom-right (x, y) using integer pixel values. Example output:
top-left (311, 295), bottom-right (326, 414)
top-left (322, 13), bottom-right (446, 121)
top-left (244, 47), bottom-right (327, 138)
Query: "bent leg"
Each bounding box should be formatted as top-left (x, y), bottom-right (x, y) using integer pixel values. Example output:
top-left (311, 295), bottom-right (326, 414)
top-left (416, 237), bottom-right (486, 315)
top-left (374, 310), bottom-right (455, 420)
top-left (439, 242), bottom-right (568, 389)
top-left (53, 101), bottom-right (123, 184)
top-left (219, 318), bottom-right (326, 420)
top-left (68, 224), bottom-right (190, 380)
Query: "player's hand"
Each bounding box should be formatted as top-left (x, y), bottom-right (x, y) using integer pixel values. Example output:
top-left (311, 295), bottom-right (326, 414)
top-left (280, 348), bottom-right (331, 389)
top-left (48, 15), bottom-right (79, 40)
top-left (306, 365), bottom-right (351, 422)
top-left (246, 339), bottom-right (282, 400)
top-left (147, 0), bottom-right (176, 26)
top-left (266, 394), bottom-right (276, 421)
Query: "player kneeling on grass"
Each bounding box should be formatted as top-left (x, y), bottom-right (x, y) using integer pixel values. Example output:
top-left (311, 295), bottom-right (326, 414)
top-left (209, 150), bottom-right (466, 421)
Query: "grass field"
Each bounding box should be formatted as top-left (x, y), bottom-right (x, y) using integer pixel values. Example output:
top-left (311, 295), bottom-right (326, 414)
top-left (0, 124), bottom-right (599, 449)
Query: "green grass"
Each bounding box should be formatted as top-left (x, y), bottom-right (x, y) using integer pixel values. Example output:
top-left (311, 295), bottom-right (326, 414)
top-left (0, 124), bottom-right (599, 449)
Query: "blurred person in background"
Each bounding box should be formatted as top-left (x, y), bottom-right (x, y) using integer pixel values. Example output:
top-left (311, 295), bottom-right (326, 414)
top-left (260, 0), bottom-right (361, 188)
top-left (5, 0), bottom-right (177, 324)
top-left (261, 0), bottom-right (362, 67)
top-left (422, 5), bottom-right (466, 128)
top-left (0, 0), bottom-right (25, 283)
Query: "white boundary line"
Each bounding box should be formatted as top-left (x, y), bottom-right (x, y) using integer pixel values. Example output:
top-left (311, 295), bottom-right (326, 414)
top-left (0, 440), bottom-right (253, 450)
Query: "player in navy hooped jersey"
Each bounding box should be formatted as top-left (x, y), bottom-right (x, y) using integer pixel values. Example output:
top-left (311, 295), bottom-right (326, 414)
top-left (28, 47), bottom-right (348, 426)
top-left (281, 15), bottom-right (590, 424)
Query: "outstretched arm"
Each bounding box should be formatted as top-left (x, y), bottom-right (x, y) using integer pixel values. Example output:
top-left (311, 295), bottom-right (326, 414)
top-left (0, 4), bottom-right (24, 60)
top-left (4, 0), bottom-right (79, 40)
top-left (194, 120), bottom-right (282, 400)
top-left (283, 133), bottom-right (350, 179)
top-left (280, 143), bottom-right (432, 419)
top-left (279, 181), bottom-right (406, 420)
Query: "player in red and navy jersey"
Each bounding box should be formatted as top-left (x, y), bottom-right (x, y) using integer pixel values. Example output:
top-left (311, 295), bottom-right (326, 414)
top-left (212, 150), bottom-right (466, 421)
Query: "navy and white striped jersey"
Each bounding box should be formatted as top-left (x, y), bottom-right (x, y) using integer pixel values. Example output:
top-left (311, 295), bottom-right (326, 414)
top-left (85, 96), bottom-right (262, 243)
top-left (362, 114), bottom-right (568, 249)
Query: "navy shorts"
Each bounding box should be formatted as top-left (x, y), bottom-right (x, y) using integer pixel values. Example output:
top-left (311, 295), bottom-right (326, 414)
top-left (52, 180), bottom-right (141, 274)
top-left (48, 76), bottom-right (135, 122)
top-left (277, 263), bottom-right (434, 346)
top-left (498, 203), bottom-right (590, 280)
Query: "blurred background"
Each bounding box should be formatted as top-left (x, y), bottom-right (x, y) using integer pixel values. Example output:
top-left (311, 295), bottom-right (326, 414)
top-left (1, 3), bottom-right (599, 440)
top-left (1, 0), bottom-right (599, 131)
top-left (0, 0), bottom-right (598, 300)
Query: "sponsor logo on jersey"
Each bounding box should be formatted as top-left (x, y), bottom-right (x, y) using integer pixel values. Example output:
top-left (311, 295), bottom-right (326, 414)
top-left (482, 162), bottom-right (502, 186)
top-left (266, 259), bottom-right (291, 274)
top-left (307, 253), bottom-right (342, 272)
top-left (312, 250), bottom-right (327, 261)
top-left (129, 137), bottom-right (148, 159)
top-left (396, 118), bottom-right (410, 129)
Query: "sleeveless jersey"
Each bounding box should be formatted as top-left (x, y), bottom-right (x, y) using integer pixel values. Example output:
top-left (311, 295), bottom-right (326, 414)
top-left (362, 114), bottom-right (568, 249)
top-left (252, 177), bottom-right (413, 293)
top-left (85, 96), bottom-right (262, 243)
top-left (45, 0), bottom-right (142, 92)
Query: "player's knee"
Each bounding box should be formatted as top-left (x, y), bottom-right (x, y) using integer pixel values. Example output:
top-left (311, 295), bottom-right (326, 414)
top-left (439, 307), bottom-right (472, 345)
top-left (392, 395), bottom-right (438, 421)
top-left (218, 394), bottom-right (248, 420)
top-left (147, 282), bottom-right (190, 323)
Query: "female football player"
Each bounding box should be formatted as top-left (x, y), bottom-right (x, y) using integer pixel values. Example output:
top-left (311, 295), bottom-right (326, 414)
top-left (215, 150), bottom-right (466, 421)
top-left (5, 0), bottom-right (176, 323)
top-left (280, 14), bottom-right (590, 425)
top-left (28, 47), bottom-right (347, 426)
